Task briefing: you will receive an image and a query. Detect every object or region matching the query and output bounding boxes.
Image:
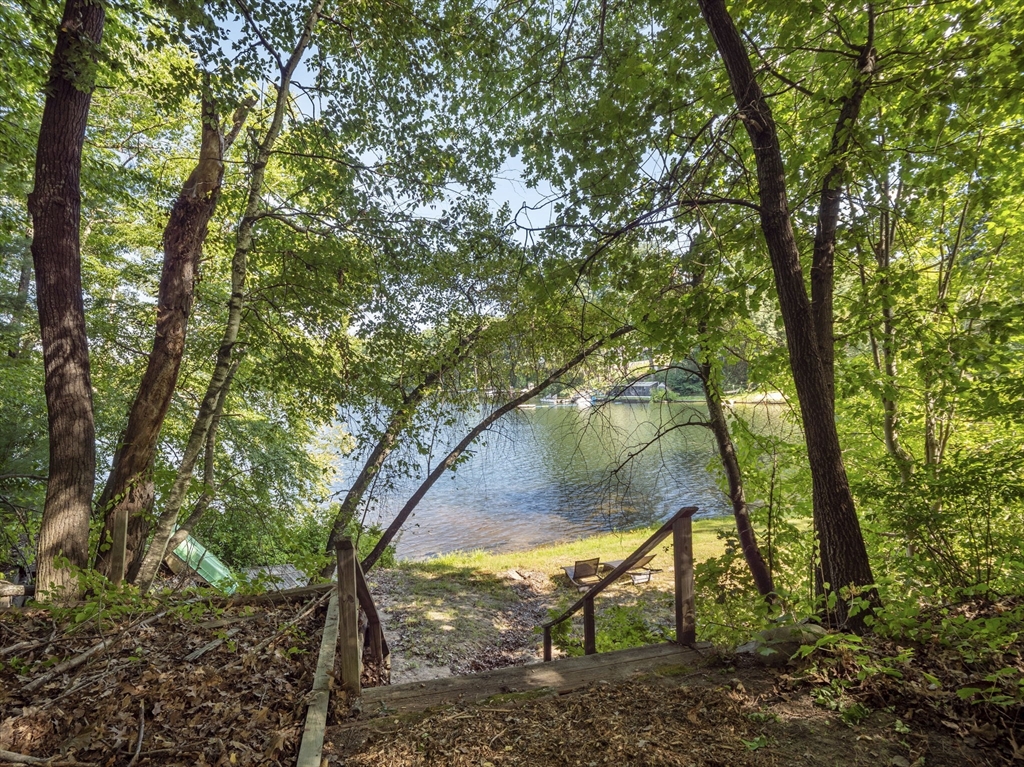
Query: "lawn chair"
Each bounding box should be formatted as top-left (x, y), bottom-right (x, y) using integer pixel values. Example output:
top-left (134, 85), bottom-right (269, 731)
top-left (600, 554), bottom-right (658, 586)
top-left (563, 558), bottom-right (603, 591)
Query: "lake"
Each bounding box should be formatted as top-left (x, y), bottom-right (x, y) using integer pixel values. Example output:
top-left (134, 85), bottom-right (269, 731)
top-left (331, 400), bottom-right (784, 560)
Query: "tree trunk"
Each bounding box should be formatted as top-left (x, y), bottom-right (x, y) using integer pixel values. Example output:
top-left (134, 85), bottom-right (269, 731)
top-left (697, 0), bottom-right (877, 625)
top-left (28, 0), bottom-right (105, 600)
top-left (134, 358), bottom-right (239, 591)
top-left (810, 14), bottom-right (877, 400)
top-left (699, 360), bottom-right (774, 596)
top-left (94, 94), bottom-right (229, 582)
top-left (358, 324), bottom-right (634, 574)
top-left (4, 239), bottom-right (33, 358)
top-left (130, 1), bottom-right (326, 587)
top-left (866, 174), bottom-right (914, 482)
top-left (319, 325), bottom-right (485, 579)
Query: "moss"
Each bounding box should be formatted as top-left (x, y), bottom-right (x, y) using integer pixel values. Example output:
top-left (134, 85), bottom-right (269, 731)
top-left (483, 688), bottom-right (554, 704)
top-left (650, 663), bottom-right (694, 677)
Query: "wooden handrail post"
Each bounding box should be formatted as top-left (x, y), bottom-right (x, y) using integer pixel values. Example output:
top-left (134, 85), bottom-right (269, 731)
top-left (583, 595), bottom-right (596, 655)
top-left (543, 626), bottom-right (552, 662)
top-left (336, 538), bottom-right (361, 695)
top-left (674, 514), bottom-right (696, 645)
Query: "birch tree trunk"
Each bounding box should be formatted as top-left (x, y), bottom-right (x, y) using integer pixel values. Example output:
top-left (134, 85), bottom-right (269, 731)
top-left (132, 0), bottom-right (327, 589)
top-left (134, 358), bottom-right (239, 591)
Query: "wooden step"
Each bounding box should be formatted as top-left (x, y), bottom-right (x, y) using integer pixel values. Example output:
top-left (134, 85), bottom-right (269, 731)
top-left (358, 642), bottom-right (710, 716)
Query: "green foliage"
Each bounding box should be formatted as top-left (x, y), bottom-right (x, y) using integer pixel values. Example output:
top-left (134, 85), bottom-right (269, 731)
top-left (856, 445), bottom-right (1024, 592)
top-left (547, 602), bottom-right (665, 657)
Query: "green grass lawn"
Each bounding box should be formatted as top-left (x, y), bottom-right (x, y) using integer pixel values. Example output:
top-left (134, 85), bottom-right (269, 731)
top-left (411, 515), bottom-right (734, 577)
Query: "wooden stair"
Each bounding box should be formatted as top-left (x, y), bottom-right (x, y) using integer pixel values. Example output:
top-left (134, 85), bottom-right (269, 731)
top-left (358, 642), bottom-right (710, 716)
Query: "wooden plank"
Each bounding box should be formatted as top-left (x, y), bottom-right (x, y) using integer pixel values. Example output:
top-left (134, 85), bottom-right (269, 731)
top-left (368, 643), bottom-right (693, 706)
top-left (336, 538), bottom-right (360, 695)
top-left (360, 643), bottom-right (704, 714)
top-left (0, 582), bottom-right (28, 597)
top-left (355, 558), bottom-right (389, 669)
top-left (583, 596), bottom-right (596, 655)
top-left (366, 643), bottom-right (690, 703)
top-left (296, 591), bottom-right (340, 767)
top-left (674, 515), bottom-right (696, 645)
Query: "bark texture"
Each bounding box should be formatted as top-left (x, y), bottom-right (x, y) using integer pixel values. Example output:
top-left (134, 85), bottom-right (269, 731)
top-left (133, 1), bottom-right (326, 590)
top-left (699, 361), bottom-right (774, 596)
top-left (134, 358), bottom-right (239, 592)
top-left (697, 0), bottom-right (877, 623)
top-left (28, 0), bottom-right (105, 599)
top-left (360, 325), bottom-right (635, 573)
top-left (94, 96), bottom-right (228, 582)
top-left (811, 15), bottom-right (876, 400)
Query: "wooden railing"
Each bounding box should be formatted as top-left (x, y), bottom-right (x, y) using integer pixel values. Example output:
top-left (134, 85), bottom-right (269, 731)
top-left (541, 506), bottom-right (697, 661)
top-left (335, 537), bottom-right (389, 695)
top-left (297, 536), bottom-right (389, 767)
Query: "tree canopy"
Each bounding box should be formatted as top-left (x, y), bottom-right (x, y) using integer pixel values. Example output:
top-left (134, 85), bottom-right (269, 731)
top-left (0, 0), bottom-right (1021, 633)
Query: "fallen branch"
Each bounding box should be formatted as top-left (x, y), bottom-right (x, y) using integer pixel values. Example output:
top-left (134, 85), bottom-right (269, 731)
top-left (22, 609), bottom-right (171, 693)
top-left (0, 638), bottom-right (46, 657)
top-left (214, 583), bottom-right (333, 607)
top-left (225, 589), bottom-right (332, 669)
top-left (126, 701), bottom-right (144, 767)
top-left (0, 748), bottom-right (96, 766)
top-left (183, 628), bottom-right (241, 662)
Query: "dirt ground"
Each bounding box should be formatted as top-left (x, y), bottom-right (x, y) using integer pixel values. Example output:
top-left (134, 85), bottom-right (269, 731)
top-left (327, 657), bottom-right (1003, 766)
top-left (1, 571), bottom-right (1020, 766)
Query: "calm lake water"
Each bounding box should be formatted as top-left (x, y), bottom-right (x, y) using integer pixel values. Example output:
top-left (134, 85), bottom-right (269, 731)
top-left (331, 401), bottom-right (785, 560)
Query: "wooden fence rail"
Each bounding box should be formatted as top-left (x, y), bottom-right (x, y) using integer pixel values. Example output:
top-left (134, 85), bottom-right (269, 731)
top-left (296, 536), bottom-right (389, 766)
top-left (541, 506), bottom-right (698, 661)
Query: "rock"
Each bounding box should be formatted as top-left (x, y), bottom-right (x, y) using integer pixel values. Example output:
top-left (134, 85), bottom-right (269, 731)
top-left (736, 623), bottom-right (828, 667)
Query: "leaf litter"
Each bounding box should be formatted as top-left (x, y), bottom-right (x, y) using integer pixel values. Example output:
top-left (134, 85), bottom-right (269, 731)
top-left (1, 594), bottom-right (326, 766)
top-left (2, 587), bottom-right (1020, 766)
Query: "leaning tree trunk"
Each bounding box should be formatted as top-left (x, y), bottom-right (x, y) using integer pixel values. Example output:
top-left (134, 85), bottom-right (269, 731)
top-left (318, 325), bottom-right (485, 579)
top-left (94, 95), bottom-right (231, 583)
top-left (132, 0), bottom-right (327, 589)
top-left (359, 324), bottom-right (635, 573)
top-left (698, 359), bottom-right (774, 596)
top-left (697, 0), bottom-right (877, 626)
top-left (134, 358), bottom-right (239, 592)
top-left (28, 0), bottom-right (105, 600)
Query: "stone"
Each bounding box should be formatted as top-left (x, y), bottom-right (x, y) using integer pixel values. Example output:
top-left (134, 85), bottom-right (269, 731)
top-left (736, 623), bottom-right (829, 667)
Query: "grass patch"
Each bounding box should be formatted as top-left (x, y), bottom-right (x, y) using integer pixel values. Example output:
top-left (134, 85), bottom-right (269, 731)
top-left (406, 516), bottom-right (734, 577)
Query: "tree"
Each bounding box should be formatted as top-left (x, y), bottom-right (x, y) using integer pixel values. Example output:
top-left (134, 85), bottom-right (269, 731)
top-left (694, 0), bottom-right (878, 620)
top-left (360, 322), bottom-right (635, 572)
top-left (125, 0), bottom-right (328, 587)
top-left (29, 0), bottom-right (105, 598)
top-left (94, 92), bottom-right (249, 584)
